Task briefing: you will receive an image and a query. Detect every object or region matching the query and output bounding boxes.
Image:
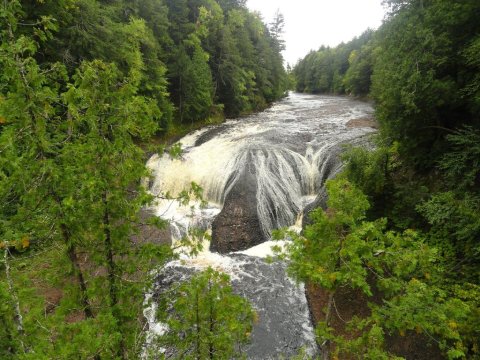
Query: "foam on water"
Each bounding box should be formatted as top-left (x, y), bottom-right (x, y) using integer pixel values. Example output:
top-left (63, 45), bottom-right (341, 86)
top-left (143, 93), bottom-right (376, 359)
top-left (147, 94), bottom-right (374, 240)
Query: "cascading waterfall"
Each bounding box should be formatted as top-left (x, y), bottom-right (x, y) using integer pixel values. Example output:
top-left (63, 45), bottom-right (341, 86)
top-left (144, 93), bottom-right (376, 359)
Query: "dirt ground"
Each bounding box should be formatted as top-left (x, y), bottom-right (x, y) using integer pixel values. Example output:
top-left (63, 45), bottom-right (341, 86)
top-left (306, 283), bottom-right (445, 359)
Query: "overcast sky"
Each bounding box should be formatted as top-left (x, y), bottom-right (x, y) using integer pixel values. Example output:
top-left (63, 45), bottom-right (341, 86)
top-left (246, 0), bottom-right (387, 66)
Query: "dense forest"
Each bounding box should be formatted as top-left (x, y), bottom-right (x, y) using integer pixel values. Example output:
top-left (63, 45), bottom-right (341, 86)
top-left (2, 0), bottom-right (480, 358)
top-left (294, 29), bottom-right (374, 96)
top-left (286, 0), bottom-right (480, 358)
top-left (0, 0), bottom-right (286, 358)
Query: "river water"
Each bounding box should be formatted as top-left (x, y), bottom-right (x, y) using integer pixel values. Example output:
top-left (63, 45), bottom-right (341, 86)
top-left (144, 93), bottom-right (375, 359)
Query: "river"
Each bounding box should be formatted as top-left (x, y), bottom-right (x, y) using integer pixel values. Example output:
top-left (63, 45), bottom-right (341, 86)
top-left (143, 93), bottom-right (376, 359)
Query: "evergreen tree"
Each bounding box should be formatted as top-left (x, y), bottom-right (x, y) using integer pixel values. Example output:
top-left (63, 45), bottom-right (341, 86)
top-left (1, 3), bottom-right (172, 357)
top-left (157, 267), bottom-right (254, 359)
top-left (0, 0), bottom-right (288, 357)
top-left (293, 30), bottom-right (374, 96)
top-left (371, 0), bottom-right (480, 168)
top-left (275, 178), bottom-right (471, 359)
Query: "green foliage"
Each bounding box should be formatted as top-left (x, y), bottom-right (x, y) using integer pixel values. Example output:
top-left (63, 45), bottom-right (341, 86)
top-left (438, 126), bottom-right (480, 190)
top-left (203, 7), bottom-right (287, 117)
top-left (324, 322), bottom-right (403, 360)
top-left (12, 0), bottom-right (287, 130)
top-left (61, 59), bottom-right (173, 358)
top-left (168, 143), bottom-right (184, 159)
top-left (371, 0), bottom-right (480, 168)
top-left (343, 42), bottom-right (375, 96)
top-left (462, 34), bottom-right (480, 115)
top-left (0, 0), bottom-right (390, 359)
top-left (275, 179), bottom-right (372, 292)
top-left (341, 144), bottom-right (389, 199)
top-left (156, 267), bottom-right (254, 359)
top-left (341, 138), bottom-right (480, 356)
top-left (0, 280), bottom-right (17, 356)
top-left (275, 178), bottom-right (472, 359)
top-left (0, 2), bottom-right (174, 357)
top-left (374, 279), bottom-right (469, 358)
top-left (411, 126), bottom-right (480, 286)
top-left (163, 0), bottom-right (287, 121)
top-left (294, 29), bottom-right (374, 96)
top-left (295, 0), bottom-right (480, 170)
top-left (418, 191), bottom-right (480, 282)
top-left (293, 1), bottom-right (480, 358)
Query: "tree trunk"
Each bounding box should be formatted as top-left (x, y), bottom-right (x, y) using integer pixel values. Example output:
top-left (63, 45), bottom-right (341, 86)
top-left (320, 291), bottom-right (335, 360)
top-left (102, 192), bottom-right (117, 307)
top-left (53, 192), bottom-right (94, 320)
top-left (62, 229), bottom-right (94, 319)
top-left (102, 192), bottom-right (126, 359)
top-left (208, 279), bottom-right (215, 359)
top-left (62, 239), bottom-right (101, 360)
top-left (3, 248), bottom-right (27, 354)
top-left (195, 290), bottom-right (201, 360)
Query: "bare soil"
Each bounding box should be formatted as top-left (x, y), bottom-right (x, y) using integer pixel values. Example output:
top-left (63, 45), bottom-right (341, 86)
top-left (306, 282), bottom-right (445, 359)
top-left (131, 208), bottom-right (171, 246)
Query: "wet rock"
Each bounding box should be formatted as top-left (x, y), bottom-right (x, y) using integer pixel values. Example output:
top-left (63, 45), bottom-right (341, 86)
top-left (145, 94), bottom-right (379, 359)
top-left (211, 162), bottom-right (265, 253)
top-left (303, 188), bottom-right (329, 228)
top-left (194, 122), bottom-right (234, 147)
top-left (346, 117), bottom-right (378, 129)
top-left (148, 254), bottom-right (318, 359)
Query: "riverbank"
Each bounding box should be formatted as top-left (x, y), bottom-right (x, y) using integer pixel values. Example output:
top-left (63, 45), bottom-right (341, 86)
top-left (141, 99), bottom-right (279, 156)
top-left (306, 282), bottom-right (445, 359)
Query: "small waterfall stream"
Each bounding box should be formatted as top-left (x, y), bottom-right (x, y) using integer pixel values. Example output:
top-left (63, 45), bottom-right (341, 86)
top-left (144, 93), bottom-right (375, 359)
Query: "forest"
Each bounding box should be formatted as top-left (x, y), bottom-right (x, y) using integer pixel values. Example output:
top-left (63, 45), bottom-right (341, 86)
top-left (287, 0), bottom-right (480, 359)
top-left (1, 0), bottom-right (480, 359)
top-left (0, 0), bottom-right (286, 358)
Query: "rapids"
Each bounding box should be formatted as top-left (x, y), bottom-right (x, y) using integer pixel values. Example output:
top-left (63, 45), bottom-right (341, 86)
top-left (144, 93), bottom-right (375, 358)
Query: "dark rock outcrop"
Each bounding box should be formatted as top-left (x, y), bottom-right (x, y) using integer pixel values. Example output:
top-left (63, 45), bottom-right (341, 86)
top-left (211, 160), bottom-right (265, 253)
top-left (302, 188), bottom-right (329, 228)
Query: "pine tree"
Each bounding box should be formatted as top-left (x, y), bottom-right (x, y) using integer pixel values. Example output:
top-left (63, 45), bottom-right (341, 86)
top-left (157, 267), bottom-right (254, 359)
top-left (1, 3), bottom-right (172, 357)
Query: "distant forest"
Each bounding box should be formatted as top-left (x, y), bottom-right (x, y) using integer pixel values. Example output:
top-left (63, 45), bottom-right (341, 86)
top-left (294, 0), bottom-right (479, 167)
top-left (11, 0), bottom-right (288, 130)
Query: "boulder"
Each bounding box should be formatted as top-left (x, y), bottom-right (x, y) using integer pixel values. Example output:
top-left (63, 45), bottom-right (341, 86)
top-left (211, 162), bottom-right (265, 253)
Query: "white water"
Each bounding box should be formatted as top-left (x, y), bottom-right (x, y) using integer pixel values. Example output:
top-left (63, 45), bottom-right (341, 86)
top-left (147, 93), bottom-right (375, 242)
top-left (144, 93), bottom-right (375, 358)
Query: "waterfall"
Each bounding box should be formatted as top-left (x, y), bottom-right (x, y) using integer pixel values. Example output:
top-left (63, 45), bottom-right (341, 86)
top-left (144, 93), bottom-right (376, 359)
top-left (147, 93), bottom-right (374, 243)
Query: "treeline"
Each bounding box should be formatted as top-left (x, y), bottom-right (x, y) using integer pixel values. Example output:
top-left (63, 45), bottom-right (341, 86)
top-left (294, 29), bottom-right (374, 96)
top-left (18, 0), bottom-right (288, 130)
top-left (283, 0), bottom-right (480, 358)
top-left (0, 0), bottom-right (282, 358)
top-left (294, 0), bottom-right (480, 176)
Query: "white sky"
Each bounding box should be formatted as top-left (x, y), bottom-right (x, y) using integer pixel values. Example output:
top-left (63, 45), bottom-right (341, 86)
top-left (246, 0), bottom-right (387, 66)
